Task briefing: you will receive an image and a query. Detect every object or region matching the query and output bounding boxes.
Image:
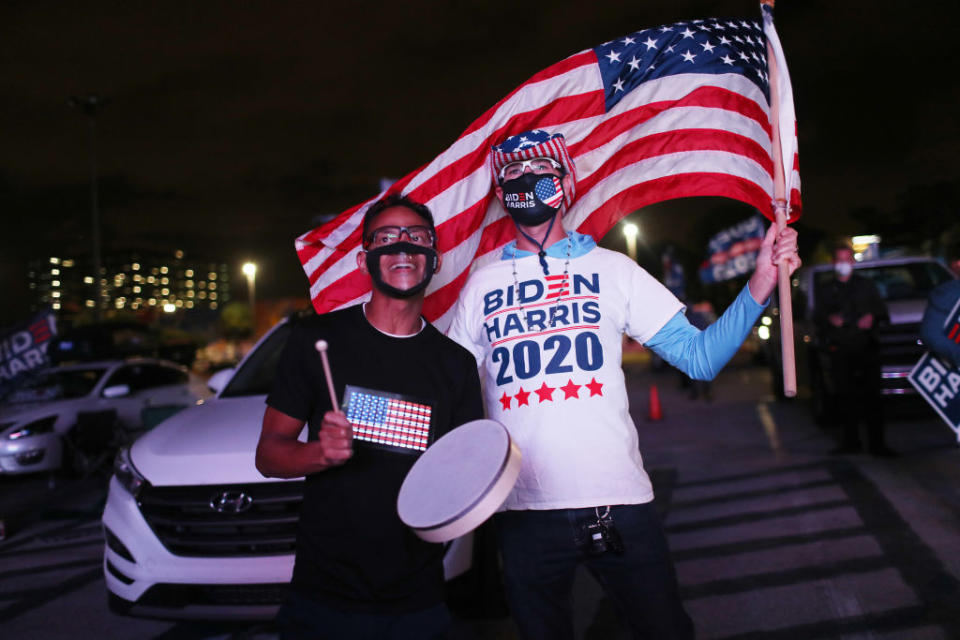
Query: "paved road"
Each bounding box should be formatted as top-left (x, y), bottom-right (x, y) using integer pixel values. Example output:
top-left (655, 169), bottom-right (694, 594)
top-left (1, 362), bottom-right (959, 639)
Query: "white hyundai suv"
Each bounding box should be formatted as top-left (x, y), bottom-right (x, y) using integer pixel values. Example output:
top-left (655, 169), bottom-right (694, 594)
top-left (101, 314), bottom-right (475, 620)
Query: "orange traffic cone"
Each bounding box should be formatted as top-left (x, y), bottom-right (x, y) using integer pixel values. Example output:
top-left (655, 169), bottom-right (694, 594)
top-left (648, 384), bottom-right (663, 421)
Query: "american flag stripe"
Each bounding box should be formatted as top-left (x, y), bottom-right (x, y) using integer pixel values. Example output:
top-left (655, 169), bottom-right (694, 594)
top-left (296, 9), bottom-right (801, 329)
top-left (353, 421), bottom-right (428, 437)
top-left (344, 387), bottom-right (434, 452)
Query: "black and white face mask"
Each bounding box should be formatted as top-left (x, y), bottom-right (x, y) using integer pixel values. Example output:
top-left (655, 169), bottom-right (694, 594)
top-left (364, 241), bottom-right (438, 298)
top-left (500, 172), bottom-right (565, 227)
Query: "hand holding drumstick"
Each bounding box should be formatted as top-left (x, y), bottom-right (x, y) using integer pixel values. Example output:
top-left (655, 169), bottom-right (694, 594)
top-left (315, 340), bottom-right (352, 467)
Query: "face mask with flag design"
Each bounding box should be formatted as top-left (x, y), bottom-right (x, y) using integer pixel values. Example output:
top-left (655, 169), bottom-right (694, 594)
top-left (500, 173), bottom-right (565, 227)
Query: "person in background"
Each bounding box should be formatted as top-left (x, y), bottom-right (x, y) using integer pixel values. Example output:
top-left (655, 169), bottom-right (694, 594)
top-left (814, 242), bottom-right (894, 457)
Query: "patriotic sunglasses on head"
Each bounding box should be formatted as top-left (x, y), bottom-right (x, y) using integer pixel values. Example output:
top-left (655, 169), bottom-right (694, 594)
top-left (499, 157), bottom-right (563, 182)
top-left (365, 225), bottom-right (436, 248)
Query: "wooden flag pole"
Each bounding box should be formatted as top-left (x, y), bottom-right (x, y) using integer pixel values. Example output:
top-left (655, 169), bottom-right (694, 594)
top-left (763, 0), bottom-right (797, 397)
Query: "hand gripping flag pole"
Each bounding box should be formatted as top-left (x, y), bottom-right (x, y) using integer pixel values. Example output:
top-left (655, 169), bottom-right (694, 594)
top-left (762, 0), bottom-right (798, 397)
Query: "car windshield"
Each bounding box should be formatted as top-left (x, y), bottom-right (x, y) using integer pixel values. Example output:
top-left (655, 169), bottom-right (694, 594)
top-left (219, 323), bottom-right (293, 398)
top-left (1, 367), bottom-right (108, 404)
top-left (814, 261), bottom-right (955, 302)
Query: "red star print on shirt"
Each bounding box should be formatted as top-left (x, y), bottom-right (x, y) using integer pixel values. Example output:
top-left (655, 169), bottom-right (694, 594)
top-left (560, 379), bottom-right (581, 399)
top-left (499, 391), bottom-right (512, 411)
top-left (586, 377), bottom-right (604, 396)
top-left (534, 382), bottom-right (555, 403)
top-left (515, 387), bottom-right (531, 406)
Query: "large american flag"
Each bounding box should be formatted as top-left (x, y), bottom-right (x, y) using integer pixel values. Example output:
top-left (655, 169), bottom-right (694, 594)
top-left (296, 4), bottom-right (800, 331)
top-left (343, 386), bottom-right (433, 453)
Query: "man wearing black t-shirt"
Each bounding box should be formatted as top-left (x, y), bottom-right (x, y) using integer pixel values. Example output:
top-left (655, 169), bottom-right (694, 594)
top-left (256, 194), bottom-right (484, 639)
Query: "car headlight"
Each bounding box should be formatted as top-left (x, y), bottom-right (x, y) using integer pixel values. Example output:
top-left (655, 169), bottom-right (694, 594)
top-left (6, 415), bottom-right (58, 440)
top-left (114, 447), bottom-right (148, 498)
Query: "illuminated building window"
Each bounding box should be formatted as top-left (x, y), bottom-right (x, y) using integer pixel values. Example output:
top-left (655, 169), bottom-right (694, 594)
top-left (50, 257), bottom-right (59, 265)
top-left (51, 291), bottom-right (61, 298)
top-left (161, 277), bottom-right (169, 285)
top-left (175, 250), bottom-right (184, 259)
top-left (198, 281), bottom-right (206, 289)
top-left (187, 290), bottom-right (195, 298)
top-left (84, 276), bottom-right (94, 284)
top-left (175, 300), bottom-right (183, 308)
top-left (210, 302), bottom-right (218, 310)
top-left (132, 263), bottom-right (140, 271)
top-left (148, 298), bottom-right (157, 306)
top-left (52, 280), bottom-right (60, 287)
top-left (186, 280), bottom-right (194, 288)
top-left (151, 267), bottom-right (159, 275)
top-left (133, 286), bottom-right (141, 293)
top-left (209, 272), bottom-right (217, 280)
top-left (86, 300), bottom-right (95, 308)
top-left (133, 274), bottom-right (142, 283)
top-left (186, 300), bottom-right (194, 309)
top-left (161, 288), bottom-right (169, 296)
top-left (63, 259), bottom-right (74, 267)
top-left (198, 291), bottom-right (207, 299)
top-left (186, 269), bottom-right (194, 277)
top-left (147, 276), bottom-right (156, 284)
top-left (51, 268), bottom-right (60, 275)
top-left (160, 266), bottom-right (169, 274)
top-left (209, 292), bottom-right (217, 300)
top-left (209, 282), bottom-right (217, 290)
top-left (52, 302), bottom-right (61, 310)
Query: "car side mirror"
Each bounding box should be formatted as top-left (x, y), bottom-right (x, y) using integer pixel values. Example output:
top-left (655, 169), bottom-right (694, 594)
top-left (102, 384), bottom-right (131, 399)
top-left (207, 368), bottom-right (235, 394)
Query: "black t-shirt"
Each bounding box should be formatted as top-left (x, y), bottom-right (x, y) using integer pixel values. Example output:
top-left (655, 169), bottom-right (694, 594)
top-left (266, 305), bottom-right (483, 613)
top-left (814, 274), bottom-right (889, 353)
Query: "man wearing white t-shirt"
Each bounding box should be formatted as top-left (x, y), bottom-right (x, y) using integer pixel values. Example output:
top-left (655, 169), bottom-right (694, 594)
top-left (447, 129), bottom-right (800, 639)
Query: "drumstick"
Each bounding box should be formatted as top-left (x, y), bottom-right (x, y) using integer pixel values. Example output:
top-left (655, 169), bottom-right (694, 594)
top-left (314, 340), bottom-right (339, 411)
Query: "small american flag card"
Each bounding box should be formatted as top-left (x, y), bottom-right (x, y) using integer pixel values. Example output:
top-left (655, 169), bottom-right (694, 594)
top-left (342, 385), bottom-right (434, 454)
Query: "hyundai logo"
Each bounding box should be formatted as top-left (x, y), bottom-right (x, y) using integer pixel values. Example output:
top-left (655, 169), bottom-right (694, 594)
top-left (210, 490), bottom-right (254, 514)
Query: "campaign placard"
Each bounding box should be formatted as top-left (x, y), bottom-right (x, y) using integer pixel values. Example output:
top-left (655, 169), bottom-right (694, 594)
top-left (908, 352), bottom-right (960, 442)
top-left (698, 214), bottom-right (766, 284)
top-left (0, 309), bottom-right (58, 391)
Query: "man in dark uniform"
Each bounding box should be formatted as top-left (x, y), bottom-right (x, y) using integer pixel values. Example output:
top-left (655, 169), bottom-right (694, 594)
top-left (815, 242), bottom-right (893, 456)
top-left (256, 194), bottom-right (484, 639)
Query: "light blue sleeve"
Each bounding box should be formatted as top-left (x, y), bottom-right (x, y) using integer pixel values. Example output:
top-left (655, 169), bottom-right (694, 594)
top-left (645, 285), bottom-right (768, 380)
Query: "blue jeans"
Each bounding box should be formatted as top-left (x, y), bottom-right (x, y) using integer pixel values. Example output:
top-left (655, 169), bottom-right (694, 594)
top-left (494, 503), bottom-right (694, 640)
top-left (276, 589), bottom-right (451, 640)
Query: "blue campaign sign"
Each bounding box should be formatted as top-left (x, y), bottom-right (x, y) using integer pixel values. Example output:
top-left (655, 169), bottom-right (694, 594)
top-left (698, 215), bottom-right (766, 285)
top-left (909, 352), bottom-right (960, 441)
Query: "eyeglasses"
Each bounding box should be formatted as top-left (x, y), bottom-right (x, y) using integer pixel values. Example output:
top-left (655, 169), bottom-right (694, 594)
top-left (365, 225), bottom-right (436, 247)
top-left (499, 157), bottom-right (563, 181)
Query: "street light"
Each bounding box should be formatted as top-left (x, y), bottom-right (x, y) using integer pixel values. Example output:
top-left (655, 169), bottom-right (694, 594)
top-left (68, 95), bottom-right (106, 320)
top-left (622, 222), bottom-right (639, 262)
top-left (242, 262), bottom-right (257, 313)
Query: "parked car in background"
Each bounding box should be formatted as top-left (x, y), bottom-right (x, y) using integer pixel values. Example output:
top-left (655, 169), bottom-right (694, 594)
top-left (0, 359), bottom-right (210, 475)
top-left (49, 322), bottom-right (201, 368)
top-left (101, 312), bottom-right (477, 620)
top-left (767, 255), bottom-right (956, 422)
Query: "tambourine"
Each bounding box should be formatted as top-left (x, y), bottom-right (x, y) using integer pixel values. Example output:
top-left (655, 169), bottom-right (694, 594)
top-left (397, 419), bottom-right (521, 543)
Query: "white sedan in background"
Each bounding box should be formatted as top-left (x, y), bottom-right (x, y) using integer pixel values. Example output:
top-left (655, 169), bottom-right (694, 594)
top-left (0, 359), bottom-right (210, 475)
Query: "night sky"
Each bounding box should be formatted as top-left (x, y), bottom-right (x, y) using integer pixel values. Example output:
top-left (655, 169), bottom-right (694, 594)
top-left (2, 1), bottom-right (958, 326)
